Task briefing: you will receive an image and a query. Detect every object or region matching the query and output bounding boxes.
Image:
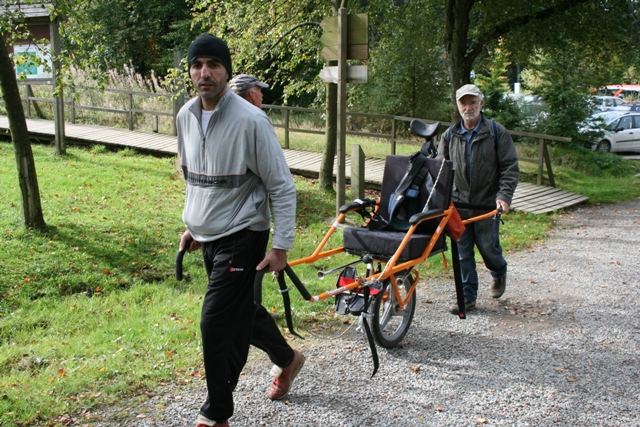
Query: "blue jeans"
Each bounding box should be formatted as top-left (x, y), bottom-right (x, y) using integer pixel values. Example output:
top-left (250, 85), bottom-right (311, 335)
top-left (457, 216), bottom-right (507, 302)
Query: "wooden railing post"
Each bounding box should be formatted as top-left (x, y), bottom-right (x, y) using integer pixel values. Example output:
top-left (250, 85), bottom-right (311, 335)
top-left (25, 84), bottom-right (31, 118)
top-left (390, 117), bottom-right (396, 155)
top-left (284, 109), bottom-right (290, 149)
top-left (537, 138), bottom-right (545, 186)
top-left (127, 92), bottom-right (133, 130)
top-left (543, 139), bottom-right (555, 187)
top-left (351, 144), bottom-right (365, 200)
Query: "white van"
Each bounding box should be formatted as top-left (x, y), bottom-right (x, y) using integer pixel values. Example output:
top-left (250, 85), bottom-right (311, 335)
top-left (597, 84), bottom-right (640, 100)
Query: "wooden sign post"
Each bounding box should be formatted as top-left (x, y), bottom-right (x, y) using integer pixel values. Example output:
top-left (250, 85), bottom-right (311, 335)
top-left (320, 11), bottom-right (368, 213)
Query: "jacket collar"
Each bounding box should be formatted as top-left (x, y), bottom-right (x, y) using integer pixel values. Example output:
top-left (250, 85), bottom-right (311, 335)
top-left (189, 85), bottom-right (232, 116)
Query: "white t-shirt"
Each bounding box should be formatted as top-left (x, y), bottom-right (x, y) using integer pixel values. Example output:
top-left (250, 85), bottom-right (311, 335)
top-left (201, 110), bottom-right (214, 134)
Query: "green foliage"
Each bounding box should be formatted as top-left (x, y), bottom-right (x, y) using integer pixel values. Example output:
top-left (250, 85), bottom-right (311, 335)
top-left (190, 0), bottom-right (330, 106)
top-left (474, 41), bottom-right (525, 130)
top-left (547, 143), bottom-right (639, 177)
top-left (520, 49), bottom-right (598, 141)
top-left (502, 0), bottom-right (637, 73)
top-left (61, 0), bottom-right (194, 77)
top-left (350, 0), bottom-right (450, 120)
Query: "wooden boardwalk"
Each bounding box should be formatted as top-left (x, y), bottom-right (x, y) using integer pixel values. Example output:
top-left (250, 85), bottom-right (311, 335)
top-left (0, 116), bottom-right (588, 214)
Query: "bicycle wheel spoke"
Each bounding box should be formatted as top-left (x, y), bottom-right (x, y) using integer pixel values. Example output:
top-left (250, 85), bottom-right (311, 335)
top-left (378, 302), bottom-right (394, 330)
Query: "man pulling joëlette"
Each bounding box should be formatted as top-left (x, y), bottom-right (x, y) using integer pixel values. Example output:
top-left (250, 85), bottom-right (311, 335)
top-left (177, 34), bottom-right (304, 427)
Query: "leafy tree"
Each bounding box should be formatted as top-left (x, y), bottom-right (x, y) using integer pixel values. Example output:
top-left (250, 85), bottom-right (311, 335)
top-left (350, 0), bottom-right (450, 121)
top-left (474, 40), bottom-right (523, 131)
top-left (443, 0), bottom-right (635, 122)
top-left (190, 0), bottom-right (329, 105)
top-left (0, 3), bottom-right (46, 230)
top-left (521, 48), bottom-right (600, 143)
top-left (62, 0), bottom-right (194, 77)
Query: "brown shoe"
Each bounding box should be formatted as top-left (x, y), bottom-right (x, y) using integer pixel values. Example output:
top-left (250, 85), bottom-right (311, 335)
top-left (491, 275), bottom-right (507, 298)
top-left (267, 349), bottom-right (305, 400)
top-left (195, 414), bottom-right (229, 427)
top-left (450, 300), bottom-right (476, 315)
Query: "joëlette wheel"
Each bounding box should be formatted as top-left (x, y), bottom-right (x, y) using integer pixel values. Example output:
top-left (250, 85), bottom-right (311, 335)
top-left (371, 271), bottom-right (416, 348)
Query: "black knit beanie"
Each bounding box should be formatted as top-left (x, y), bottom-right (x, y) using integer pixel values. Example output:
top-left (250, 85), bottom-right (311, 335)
top-left (187, 34), bottom-right (233, 81)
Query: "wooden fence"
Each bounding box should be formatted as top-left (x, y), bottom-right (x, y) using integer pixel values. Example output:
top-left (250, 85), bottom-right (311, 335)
top-left (18, 82), bottom-right (179, 134)
top-left (263, 104), bottom-right (570, 187)
top-left (6, 82), bottom-right (570, 187)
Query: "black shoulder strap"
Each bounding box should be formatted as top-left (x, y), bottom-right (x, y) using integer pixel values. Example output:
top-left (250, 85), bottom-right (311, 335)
top-left (492, 119), bottom-right (499, 151)
top-left (443, 124), bottom-right (454, 144)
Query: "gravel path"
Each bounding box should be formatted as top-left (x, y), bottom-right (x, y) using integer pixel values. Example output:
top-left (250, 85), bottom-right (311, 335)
top-left (90, 199), bottom-right (640, 427)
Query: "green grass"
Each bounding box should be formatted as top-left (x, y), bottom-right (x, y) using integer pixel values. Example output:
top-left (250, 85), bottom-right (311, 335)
top-left (0, 138), bottom-right (638, 426)
top-left (0, 141), bottom-right (351, 426)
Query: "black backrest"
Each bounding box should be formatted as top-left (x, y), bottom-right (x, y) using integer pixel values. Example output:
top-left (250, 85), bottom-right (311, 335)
top-left (378, 155), bottom-right (453, 223)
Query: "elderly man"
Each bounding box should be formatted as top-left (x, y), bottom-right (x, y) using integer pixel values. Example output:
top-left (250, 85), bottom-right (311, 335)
top-left (176, 34), bottom-right (304, 427)
top-left (230, 74), bottom-right (269, 108)
top-left (438, 84), bottom-right (519, 315)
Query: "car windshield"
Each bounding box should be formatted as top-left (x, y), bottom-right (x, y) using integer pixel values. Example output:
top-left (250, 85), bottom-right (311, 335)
top-left (605, 119), bottom-right (620, 131)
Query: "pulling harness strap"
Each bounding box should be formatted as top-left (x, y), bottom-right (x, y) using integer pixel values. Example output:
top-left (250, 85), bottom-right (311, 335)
top-left (450, 239), bottom-right (466, 320)
top-left (277, 271), bottom-right (304, 339)
top-left (360, 286), bottom-right (380, 377)
top-left (422, 157), bottom-right (446, 213)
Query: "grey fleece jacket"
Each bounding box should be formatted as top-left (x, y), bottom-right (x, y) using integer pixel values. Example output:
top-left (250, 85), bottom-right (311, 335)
top-left (438, 114), bottom-right (519, 218)
top-left (176, 89), bottom-right (296, 250)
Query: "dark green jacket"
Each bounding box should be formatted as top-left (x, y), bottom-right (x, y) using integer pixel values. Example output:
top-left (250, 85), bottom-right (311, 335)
top-left (437, 114), bottom-right (519, 219)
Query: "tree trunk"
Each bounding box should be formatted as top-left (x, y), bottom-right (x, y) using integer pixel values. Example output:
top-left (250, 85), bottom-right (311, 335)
top-left (318, 0), bottom-right (343, 192)
top-left (444, 0), bottom-right (475, 123)
top-left (0, 34), bottom-right (46, 231)
top-left (319, 78), bottom-right (337, 191)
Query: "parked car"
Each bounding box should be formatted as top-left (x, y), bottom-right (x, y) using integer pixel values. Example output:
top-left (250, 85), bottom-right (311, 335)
top-left (592, 96), bottom-right (631, 112)
top-left (592, 112), bottom-right (640, 153)
top-left (505, 93), bottom-right (546, 126)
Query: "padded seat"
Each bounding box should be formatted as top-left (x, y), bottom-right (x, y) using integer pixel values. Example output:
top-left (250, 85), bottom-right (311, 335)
top-left (342, 154), bottom-right (453, 261)
top-left (344, 228), bottom-right (445, 260)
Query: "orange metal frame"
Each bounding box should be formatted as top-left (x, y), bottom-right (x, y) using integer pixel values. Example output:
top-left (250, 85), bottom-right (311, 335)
top-left (288, 201), bottom-right (499, 312)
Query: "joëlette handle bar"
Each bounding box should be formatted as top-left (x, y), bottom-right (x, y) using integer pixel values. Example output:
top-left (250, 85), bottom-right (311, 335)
top-left (455, 203), bottom-right (503, 225)
top-left (175, 238), bottom-right (193, 281)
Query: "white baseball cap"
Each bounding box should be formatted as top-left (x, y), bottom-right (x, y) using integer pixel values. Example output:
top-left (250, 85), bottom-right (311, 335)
top-left (456, 84), bottom-right (483, 100)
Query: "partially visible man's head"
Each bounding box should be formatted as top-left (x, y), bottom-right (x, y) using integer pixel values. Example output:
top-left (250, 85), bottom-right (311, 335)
top-left (456, 84), bottom-right (484, 127)
top-left (230, 74), bottom-right (269, 108)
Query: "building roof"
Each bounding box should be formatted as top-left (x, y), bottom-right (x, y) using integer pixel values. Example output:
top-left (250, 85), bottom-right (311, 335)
top-left (0, 2), bottom-right (52, 19)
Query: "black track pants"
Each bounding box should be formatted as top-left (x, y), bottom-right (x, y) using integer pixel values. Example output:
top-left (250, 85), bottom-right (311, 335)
top-left (198, 228), bottom-right (294, 422)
